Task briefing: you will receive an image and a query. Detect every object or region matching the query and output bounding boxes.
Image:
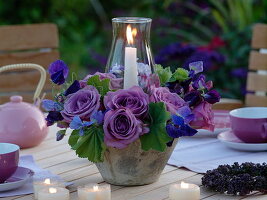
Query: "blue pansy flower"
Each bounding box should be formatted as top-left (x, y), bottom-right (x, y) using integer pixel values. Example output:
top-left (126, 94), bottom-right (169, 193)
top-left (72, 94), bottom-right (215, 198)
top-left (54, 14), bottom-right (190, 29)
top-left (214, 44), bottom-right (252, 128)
top-left (48, 60), bottom-right (69, 85)
top-left (69, 116), bottom-right (94, 136)
top-left (166, 115), bottom-right (198, 138)
top-left (64, 80), bottom-right (81, 96)
top-left (42, 99), bottom-right (62, 111)
top-left (90, 111), bottom-right (104, 125)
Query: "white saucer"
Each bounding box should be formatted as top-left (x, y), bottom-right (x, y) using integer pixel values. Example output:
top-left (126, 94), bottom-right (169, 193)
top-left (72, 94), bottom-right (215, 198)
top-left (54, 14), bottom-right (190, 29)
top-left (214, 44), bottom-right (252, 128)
top-left (0, 167), bottom-right (34, 192)
top-left (218, 130), bottom-right (267, 152)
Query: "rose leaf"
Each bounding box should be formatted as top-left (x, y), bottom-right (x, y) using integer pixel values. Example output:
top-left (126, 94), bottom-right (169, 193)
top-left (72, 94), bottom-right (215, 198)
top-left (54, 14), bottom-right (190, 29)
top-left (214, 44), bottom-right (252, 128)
top-left (68, 126), bottom-right (106, 163)
top-left (140, 102), bottom-right (172, 152)
top-left (87, 75), bottom-right (110, 96)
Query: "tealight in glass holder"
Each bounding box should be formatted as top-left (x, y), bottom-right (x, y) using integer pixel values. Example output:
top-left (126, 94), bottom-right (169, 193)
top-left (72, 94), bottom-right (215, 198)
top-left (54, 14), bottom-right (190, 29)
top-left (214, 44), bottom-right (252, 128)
top-left (106, 17), bottom-right (155, 89)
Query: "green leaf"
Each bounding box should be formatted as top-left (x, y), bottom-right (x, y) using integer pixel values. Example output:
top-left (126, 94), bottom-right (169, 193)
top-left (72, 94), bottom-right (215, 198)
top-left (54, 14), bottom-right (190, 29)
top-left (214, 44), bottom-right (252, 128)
top-left (68, 126), bottom-right (106, 163)
top-left (140, 102), bottom-right (172, 152)
top-left (170, 68), bottom-right (189, 82)
top-left (155, 64), bottom-right (172, 85)
top-left (87, 75), bottom-right (110, 96)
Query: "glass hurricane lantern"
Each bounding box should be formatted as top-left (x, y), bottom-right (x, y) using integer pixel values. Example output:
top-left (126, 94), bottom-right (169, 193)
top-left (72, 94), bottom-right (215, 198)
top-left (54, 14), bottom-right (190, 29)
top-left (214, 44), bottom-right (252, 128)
top-left (105, 17), bottom-right (155, 89)
top-left (96, 17), bottom-right (178, 186)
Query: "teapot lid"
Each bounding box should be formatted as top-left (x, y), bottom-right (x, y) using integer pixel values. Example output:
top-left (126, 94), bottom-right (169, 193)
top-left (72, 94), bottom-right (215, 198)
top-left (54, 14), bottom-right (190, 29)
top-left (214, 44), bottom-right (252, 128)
top-left (1, 95), bottom-right (36, 111)
top-left (10, 96), bottom-right (23, 103)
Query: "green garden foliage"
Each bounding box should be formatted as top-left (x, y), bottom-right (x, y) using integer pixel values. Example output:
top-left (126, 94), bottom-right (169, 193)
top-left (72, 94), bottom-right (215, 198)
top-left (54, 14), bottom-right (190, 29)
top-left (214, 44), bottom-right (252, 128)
top-left (0, 0), bottom-right (266, 99)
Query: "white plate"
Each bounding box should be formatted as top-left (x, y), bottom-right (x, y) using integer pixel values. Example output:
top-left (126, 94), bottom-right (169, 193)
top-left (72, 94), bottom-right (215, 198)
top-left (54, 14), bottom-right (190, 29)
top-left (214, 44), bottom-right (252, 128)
top-left (0, 167), bottom-right (34, 192)
top-left (218, 130), bottom-right (267, 152)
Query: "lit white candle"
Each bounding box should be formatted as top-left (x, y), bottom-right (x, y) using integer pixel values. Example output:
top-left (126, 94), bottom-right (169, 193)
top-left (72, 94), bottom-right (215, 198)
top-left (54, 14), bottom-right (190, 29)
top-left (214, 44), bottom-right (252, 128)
top-left (78, 184), bottom-right (111, 200)
top-left (38, 187), bottom-right (69, 200)
top-left (124, 25), bottom-right (138, 89)
top-left (33, 178), bottom-right (65, 199)
top-left (169, 181), bottom-right (200, 200)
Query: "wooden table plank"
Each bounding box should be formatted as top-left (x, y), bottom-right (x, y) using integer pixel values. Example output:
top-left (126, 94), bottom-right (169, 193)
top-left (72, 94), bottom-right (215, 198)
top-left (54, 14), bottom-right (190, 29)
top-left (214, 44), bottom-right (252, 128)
top-left (2, 125), bottom-right (265, 200)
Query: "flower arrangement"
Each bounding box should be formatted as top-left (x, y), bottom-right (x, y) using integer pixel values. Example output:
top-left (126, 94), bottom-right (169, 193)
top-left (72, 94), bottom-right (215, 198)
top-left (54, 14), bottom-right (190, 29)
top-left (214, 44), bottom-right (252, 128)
top-left (43, 60), bottom-right (220, 163)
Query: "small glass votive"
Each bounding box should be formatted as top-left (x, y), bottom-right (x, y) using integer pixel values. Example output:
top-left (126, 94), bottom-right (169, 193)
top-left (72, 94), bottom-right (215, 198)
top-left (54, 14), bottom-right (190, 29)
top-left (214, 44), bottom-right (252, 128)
top-left (169, 181), bottom-right (200, 200)
top-left (38, 187), bottom-right (69, 200)
top-left (33, 177), bottom-right (65, 199)
top-left (78, 183), bottom-right (111, 200)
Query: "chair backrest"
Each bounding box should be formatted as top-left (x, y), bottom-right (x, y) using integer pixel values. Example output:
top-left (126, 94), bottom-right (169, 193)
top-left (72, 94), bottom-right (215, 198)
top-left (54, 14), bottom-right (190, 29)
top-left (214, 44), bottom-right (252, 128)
top-left (0, 23), bottom-right (59, 103)
top-left (246, 24), bottom-right (267, 107)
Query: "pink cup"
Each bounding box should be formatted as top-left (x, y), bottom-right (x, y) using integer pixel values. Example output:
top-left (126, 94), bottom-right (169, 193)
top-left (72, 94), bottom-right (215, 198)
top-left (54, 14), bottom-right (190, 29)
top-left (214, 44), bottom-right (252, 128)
top-left (229, 107), bottom-right (267, 143)
top-left (0, 143), bottom-right (20, 183)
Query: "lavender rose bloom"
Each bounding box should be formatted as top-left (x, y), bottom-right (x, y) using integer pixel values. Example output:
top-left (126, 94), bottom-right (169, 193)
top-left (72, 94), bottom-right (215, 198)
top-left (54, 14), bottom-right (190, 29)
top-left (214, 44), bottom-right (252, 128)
top-left (104, 86), bottom-right (149, 119)
top-left (104, 108), bottom-right (147, 149)
top-left (150, 87), bottom-right (186, 114)
top-left (61, 86), bottom-right (100, 122)
top-left (80, 72), bottom-right (123, 90)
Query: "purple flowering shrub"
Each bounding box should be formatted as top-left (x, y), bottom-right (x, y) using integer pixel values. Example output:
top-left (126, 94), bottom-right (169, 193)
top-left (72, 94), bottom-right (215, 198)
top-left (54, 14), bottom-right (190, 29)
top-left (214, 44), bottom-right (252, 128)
top-left (43, 60), bottom-right (220, 163)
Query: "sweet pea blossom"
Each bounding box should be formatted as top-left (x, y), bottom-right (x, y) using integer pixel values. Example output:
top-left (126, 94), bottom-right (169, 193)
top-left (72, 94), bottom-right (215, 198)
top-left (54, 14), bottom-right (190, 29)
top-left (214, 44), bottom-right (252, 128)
top-left (104, 86), bottom-right (149, 119)
top-left (48, 60), bottom-right (69, 85)
top-left (150, 87), bottom-right (186, 114)
top-left (104, 108), bottom-right (148, 149)
top-left (61, 86), bottom-right (100, 123)
top-left (190, 101), bottom-right (215, 131)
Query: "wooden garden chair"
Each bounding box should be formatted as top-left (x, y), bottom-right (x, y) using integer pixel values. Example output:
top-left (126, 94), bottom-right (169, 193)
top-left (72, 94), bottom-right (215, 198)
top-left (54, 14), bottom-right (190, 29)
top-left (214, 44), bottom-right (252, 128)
top-left (0, 23), bottom-right (59, 104)
top-left (213, 23), bottom-right (267, 110)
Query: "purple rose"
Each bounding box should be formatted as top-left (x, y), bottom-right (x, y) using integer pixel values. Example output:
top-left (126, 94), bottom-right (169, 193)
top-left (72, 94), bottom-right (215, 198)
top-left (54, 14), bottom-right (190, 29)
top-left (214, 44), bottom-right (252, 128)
top-left (61, 86), bottom-right (100, 122)
top-left (150, 87), bottom-right (186, 114)
top-left (80, 72), bottom-right (123, 90)
top-left (104, 86), bottom-right (149, 119)
top-left (104, 108), bottom-right (147, 149)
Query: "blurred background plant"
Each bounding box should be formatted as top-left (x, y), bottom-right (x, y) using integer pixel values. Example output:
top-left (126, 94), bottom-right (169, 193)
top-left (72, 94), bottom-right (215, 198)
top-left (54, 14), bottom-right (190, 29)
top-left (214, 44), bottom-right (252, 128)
top-left (0, 0), bottom-right (266, 99)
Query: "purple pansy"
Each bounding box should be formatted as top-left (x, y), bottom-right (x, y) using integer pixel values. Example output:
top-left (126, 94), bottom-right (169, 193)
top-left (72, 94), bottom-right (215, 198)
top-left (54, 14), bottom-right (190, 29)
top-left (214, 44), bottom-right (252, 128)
top-left (48, 60), bottom-right (69, 85)
top-left (104, 86), bottom-right (149, 119)
top-left (103, 108), bottom-right (148, 149)
top-left (64, 80), bottom-right (81, 96)
top-left (61, 86), bottom-right (100, 123)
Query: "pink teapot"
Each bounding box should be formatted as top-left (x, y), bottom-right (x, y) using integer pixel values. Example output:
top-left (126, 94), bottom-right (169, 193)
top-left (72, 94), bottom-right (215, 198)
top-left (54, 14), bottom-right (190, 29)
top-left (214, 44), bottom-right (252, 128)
top-left (0, 64), bottom-right (48, 148)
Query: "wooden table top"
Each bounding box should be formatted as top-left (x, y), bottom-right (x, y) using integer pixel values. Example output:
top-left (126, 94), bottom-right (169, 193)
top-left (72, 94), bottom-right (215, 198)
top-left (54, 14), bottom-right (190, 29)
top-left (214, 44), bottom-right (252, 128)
top-left (3, 126), bottom-right (267, 200)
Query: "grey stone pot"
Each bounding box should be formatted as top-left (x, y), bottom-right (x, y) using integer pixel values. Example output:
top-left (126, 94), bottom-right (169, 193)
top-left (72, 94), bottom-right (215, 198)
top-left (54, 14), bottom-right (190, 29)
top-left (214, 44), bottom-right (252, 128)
top-left (95, 139), bottom-right (178, 186)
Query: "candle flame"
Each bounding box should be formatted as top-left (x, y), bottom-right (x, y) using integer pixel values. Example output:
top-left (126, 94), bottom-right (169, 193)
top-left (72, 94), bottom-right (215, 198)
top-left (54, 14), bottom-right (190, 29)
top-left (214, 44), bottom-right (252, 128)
top-left (181, 181), bottom-right (189, 189)
top-left (49, 187), bottom-right (57, 194)
top-left (93, 185), bottom-right (99, 191)
top-left (44, 178), bottom-right (51, 184)
top-left (126, 25), bottom-right (137, 45)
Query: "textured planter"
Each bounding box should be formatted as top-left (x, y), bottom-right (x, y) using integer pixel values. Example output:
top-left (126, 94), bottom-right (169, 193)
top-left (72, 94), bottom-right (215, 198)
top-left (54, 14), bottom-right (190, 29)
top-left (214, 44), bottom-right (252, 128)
top-left (95, 139), bottom-right (178, 186)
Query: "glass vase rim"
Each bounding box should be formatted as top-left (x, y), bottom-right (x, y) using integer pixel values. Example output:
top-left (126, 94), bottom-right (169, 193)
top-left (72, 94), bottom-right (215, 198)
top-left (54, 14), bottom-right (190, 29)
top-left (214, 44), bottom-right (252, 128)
top-left (112, 17), bottom-right (152, 24)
